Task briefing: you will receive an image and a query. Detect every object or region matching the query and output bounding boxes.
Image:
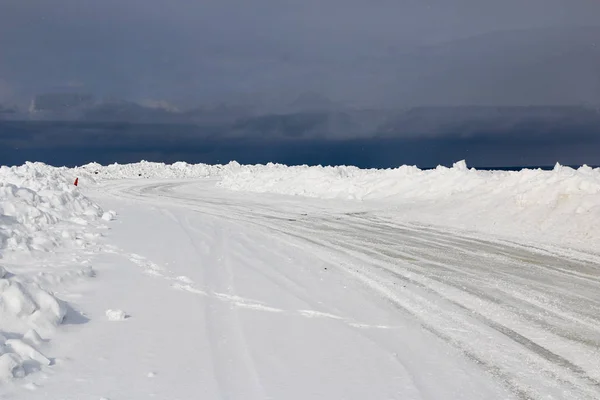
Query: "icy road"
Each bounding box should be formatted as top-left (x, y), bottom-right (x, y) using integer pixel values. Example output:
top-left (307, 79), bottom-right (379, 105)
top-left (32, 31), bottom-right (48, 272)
top-left (22, 178), bottom-right (600, 399)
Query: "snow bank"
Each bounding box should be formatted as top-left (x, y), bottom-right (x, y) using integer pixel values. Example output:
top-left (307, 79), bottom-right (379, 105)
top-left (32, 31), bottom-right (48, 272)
top-left (217, 160), bottom-right (600, 250)
top-left (0, 162), bottom-right (104, 252)
top-left (75, 160), bottom-right (225, 181)
top-left (0, 162), bottom-right (106, 381)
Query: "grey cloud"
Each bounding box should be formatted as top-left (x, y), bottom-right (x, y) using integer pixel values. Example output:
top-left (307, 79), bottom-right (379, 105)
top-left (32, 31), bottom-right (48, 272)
top-left (0, 80), bottom-right (14, 102)
top-left (1, 1), bottom-right (600, 106)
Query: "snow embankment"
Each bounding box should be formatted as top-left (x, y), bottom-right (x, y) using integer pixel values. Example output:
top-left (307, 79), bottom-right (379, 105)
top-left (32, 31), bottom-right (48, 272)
top-left (217, 160), bottom-right (600, 250)
top-left (0, 163), bottom-right (104, 252)
top-left (75, 161), bottom-right (224, 181)
top-left (0, 162), bottom-right (105, 381)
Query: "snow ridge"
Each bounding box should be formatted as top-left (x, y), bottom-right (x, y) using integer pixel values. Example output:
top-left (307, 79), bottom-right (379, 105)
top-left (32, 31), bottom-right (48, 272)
top-left (219, 160), bottom-right (600, 250)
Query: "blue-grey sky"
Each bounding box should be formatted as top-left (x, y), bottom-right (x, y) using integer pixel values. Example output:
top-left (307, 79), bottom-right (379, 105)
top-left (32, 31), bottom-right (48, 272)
top-left (1, 1), bottom-right (600, 107)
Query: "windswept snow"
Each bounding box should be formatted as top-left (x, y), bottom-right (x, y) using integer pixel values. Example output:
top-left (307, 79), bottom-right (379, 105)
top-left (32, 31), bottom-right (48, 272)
top-left (1, 160), bottom-right (600, 399)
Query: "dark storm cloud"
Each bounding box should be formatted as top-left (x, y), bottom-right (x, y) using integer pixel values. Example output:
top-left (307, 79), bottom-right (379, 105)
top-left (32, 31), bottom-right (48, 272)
top-left (2, 118), bottom-right (600, 168)
top-left (1, 1), bottom-right (600, 106)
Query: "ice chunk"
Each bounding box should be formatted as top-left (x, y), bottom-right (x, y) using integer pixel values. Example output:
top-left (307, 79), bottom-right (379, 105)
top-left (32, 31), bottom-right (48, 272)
top-left (101, 210), bottom-right (117, 221)
top-left (106, 309), bottom-right (129, 321)
top-left (1, 281), bottom-right (37, 318)
top-left (0, 353), bottom-right (24, 380)
top-left (24, 329), bottom-right (44, 346)
top-left (5, 339), bottom-right (51, 366)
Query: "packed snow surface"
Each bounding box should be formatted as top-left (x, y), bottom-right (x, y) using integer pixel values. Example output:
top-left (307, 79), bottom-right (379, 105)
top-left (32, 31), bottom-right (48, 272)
top-left (1, 160), bottom-right (600, 399)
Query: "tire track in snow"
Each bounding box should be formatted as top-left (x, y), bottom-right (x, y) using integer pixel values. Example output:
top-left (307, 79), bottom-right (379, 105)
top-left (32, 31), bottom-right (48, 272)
top-left (100, 184), bottom-right (438, 398)
top-left (260, 223), bottom-right (600, 399)
top-left (163, 209), bottom-right (266, 400)
top-left (102, 179), bottom-right (600, 400)
top-left (103, 238), bottom-right (403, 331)
top-left (291, 218), bottom-right (600, 341)
top-left (200, 227), bottom-right (433, 398)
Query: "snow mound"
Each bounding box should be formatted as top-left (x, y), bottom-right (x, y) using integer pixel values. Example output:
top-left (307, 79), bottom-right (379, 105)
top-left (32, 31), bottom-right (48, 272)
top-left (0, 162), bottom-right (108, 381)
top-left (0, 274), bottom-right (63, 380)
top-left (0, 162), bottom-right (103, 252)
top-left (217, 160), bottom-right (600, 250)
top-left (0, 278), bottom-right (66, 326)
top-left (75, 160), bottom-right (226, 181)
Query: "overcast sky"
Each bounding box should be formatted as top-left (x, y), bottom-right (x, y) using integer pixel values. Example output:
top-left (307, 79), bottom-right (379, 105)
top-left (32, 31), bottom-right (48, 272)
top-left (1, 1), bottom-right (600, 107)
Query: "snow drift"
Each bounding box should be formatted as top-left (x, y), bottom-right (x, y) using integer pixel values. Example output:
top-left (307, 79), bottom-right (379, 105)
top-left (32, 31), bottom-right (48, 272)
top-left (0, 162), bottom-right (105, 381)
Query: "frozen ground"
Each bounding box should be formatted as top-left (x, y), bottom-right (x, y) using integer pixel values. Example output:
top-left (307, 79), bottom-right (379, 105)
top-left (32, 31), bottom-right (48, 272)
top-left (1, 162), bottom-right (600, 399)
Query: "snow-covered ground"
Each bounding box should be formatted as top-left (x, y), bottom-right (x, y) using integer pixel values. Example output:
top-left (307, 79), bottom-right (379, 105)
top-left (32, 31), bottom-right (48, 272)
top-left (75, 160), bottom-right (600, 252)
top-left (1, 161), bottom-right (600, 399)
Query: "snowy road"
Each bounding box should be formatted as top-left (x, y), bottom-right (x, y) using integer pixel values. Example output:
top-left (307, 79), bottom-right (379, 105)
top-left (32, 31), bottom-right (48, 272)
top-left (21, 178), bottom-right (599, 399)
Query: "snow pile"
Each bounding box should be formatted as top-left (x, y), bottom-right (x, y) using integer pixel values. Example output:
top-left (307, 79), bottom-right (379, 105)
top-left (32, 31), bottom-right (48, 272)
top-left (0, 162), bottom-right (106, 381)
top-left (0, 277), bottom-right (66, 330)
top-left (219, 160), bottom-right (488, 200)
top-left (218, 160), bottom-right (600, 249)
top-left (0, 162), bottom-right (104, 252)
top-left (75, 161), bottom-right (225, 181)
top-left (0, 271), bottom-right (67, 380)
